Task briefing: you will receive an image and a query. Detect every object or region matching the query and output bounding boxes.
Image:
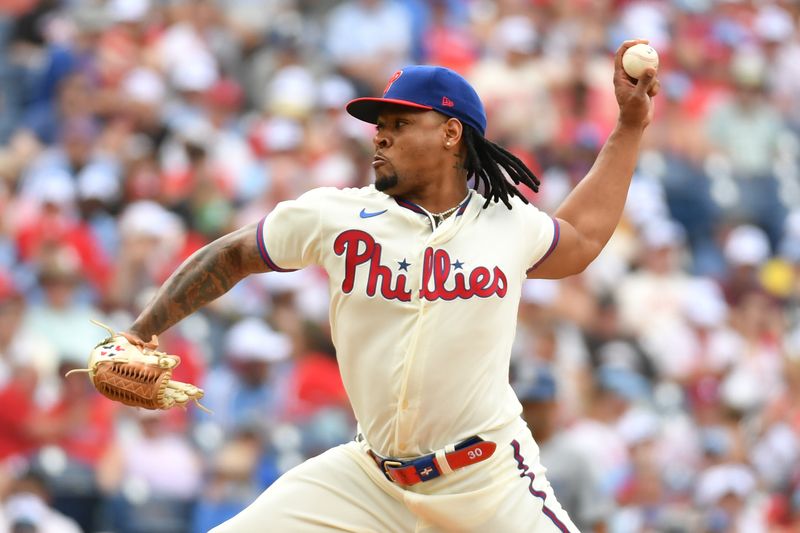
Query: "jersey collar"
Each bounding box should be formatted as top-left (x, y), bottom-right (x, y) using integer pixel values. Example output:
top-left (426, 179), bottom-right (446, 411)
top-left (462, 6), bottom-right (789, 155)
top-left (394, 193), bottom-right (472, 218)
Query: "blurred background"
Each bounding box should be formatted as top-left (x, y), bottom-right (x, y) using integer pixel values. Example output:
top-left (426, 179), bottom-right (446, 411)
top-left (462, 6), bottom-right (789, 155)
top-left (0, 0), bottom-right (799, 532)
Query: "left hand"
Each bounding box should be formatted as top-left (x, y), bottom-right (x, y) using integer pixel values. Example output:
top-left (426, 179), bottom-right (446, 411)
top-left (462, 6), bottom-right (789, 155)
top-left (65, 321), bottom-right (209, 412)
top-left (614, 39), bottom-right (660, 130)
top-left (120, 331), bottom-right (159, 351)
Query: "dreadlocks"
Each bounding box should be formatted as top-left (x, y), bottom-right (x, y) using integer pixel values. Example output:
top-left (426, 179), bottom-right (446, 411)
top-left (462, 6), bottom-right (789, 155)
top-left (462, 126), bottom-right (541, 209)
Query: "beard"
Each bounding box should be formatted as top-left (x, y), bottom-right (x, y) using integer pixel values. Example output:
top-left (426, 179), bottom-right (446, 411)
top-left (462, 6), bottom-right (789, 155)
top-left (374, 173), bottom-right (398, 192)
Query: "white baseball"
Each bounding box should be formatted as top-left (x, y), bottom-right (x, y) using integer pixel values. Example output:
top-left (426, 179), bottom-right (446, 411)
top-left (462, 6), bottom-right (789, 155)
top-left (622, 43), bottom-right (659, 80)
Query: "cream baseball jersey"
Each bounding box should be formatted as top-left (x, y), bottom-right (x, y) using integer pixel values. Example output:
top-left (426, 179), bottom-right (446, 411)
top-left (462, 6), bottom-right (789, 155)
top-left (258, 185), bottom-right (558, 458)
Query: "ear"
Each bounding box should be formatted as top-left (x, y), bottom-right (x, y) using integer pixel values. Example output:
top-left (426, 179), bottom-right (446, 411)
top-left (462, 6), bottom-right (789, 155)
top-left (443, 118), bottom-right (463, 148)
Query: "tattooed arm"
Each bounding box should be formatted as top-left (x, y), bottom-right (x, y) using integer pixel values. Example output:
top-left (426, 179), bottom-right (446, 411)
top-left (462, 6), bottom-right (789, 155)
top-left (128, 221), bottom-right (269, 340)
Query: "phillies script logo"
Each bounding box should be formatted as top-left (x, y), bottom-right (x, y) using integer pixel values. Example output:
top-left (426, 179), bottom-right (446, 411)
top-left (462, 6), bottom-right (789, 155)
top-left (333, 230), bottom-right (507, 302)
top-left (383, 70), bottom-right (403, 95)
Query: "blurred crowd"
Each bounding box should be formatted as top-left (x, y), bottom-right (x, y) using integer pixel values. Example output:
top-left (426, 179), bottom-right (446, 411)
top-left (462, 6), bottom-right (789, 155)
top-left (0, 0), bottom-right (799, 532)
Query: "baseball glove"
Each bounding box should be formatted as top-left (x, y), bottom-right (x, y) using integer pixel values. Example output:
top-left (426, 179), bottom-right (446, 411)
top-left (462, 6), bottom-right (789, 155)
top-left (66, 320), bottom-right (209, 412)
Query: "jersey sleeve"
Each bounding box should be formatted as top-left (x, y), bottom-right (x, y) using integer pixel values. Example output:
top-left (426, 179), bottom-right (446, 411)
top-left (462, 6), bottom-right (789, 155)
top-left (517, 201), bottom-right (559, 273)
top-left (257, 189), bottom-right (326, 271)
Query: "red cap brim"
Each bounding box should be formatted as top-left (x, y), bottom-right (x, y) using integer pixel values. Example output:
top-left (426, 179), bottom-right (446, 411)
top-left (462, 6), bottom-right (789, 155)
top-left (345, 97), bottom-right (433, 125)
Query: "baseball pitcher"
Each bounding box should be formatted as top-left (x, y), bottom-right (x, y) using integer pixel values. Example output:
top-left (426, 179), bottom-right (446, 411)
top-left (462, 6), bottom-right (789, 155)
top-left (82, 40), bottom-right (658, 532)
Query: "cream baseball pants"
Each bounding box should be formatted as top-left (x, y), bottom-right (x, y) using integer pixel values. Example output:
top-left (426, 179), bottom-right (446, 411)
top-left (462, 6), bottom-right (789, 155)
top-left (210, 417), bottom-right (578, 532)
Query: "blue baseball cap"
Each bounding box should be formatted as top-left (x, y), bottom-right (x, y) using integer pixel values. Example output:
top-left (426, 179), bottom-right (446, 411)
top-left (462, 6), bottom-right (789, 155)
top-left (597, 366), bottom-right (651, 401)
top-left (346, 65), bottom-right (487, 136)
top-left (516, 367), bottom-right (557, 403)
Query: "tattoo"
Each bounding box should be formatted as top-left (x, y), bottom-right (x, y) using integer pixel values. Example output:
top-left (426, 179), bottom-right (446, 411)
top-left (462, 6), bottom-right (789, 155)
top-left (453, 154), bottom-right (467, 172)
top-left (130, 226), bottom-right (264, 338)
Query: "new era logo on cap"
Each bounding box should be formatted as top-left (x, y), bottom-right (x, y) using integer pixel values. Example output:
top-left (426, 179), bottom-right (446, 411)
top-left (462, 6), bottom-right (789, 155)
top-left (346, 65), bottom-right (487, 135)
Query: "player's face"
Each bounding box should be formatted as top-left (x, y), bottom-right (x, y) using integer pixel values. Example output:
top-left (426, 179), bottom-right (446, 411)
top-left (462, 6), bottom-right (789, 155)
top-left (372, 107), bottom-right (450, 197)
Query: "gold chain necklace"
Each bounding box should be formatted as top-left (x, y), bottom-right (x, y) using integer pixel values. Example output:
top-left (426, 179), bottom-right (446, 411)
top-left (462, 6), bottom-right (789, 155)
top-left (430, 193), bottom-right (469, 226)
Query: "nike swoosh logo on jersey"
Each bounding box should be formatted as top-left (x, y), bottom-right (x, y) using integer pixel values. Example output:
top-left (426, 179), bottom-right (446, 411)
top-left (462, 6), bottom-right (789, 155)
top-left (359, 208), bottom-right (388, 218)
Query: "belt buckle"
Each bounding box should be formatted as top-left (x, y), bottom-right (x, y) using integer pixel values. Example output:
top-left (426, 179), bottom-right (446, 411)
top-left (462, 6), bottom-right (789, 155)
top-left (382, 459), bottom-right (403, 480)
